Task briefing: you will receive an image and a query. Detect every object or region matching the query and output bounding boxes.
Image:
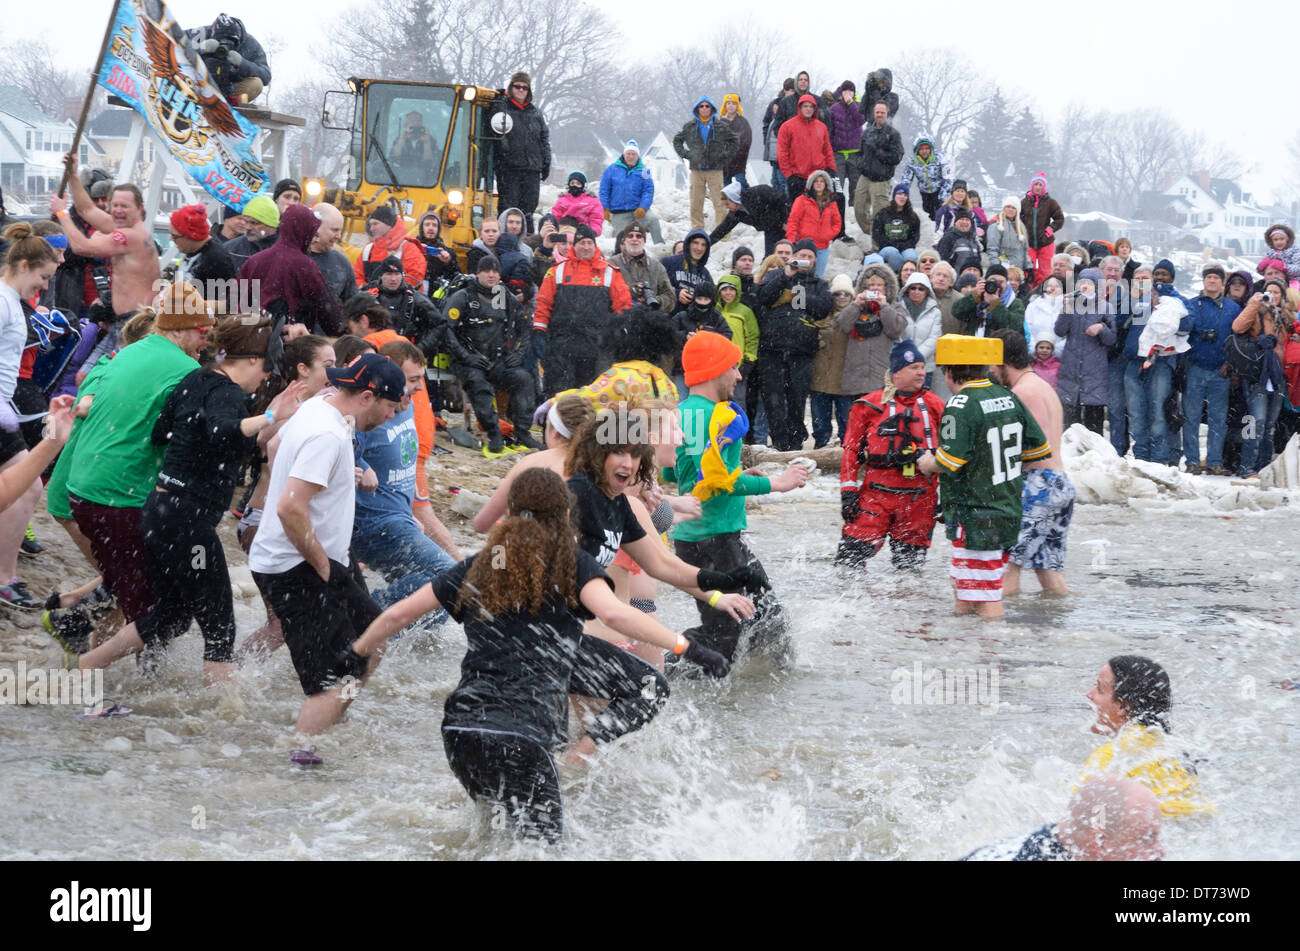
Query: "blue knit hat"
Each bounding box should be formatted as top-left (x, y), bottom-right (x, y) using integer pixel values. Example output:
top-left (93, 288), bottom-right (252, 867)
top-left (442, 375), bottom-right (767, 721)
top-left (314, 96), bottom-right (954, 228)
top-left (567, 170), bottom-right (587, 186)
top-left (892, 183), bottom-right (909, 199)
top-left (1154, 259), bottom-right (1176, 280)
top-left (890, 338), bottom-right (923, 374)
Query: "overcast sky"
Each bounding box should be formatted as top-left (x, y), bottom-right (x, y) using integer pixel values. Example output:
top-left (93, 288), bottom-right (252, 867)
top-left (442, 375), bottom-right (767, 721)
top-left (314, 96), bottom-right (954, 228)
top-left (12, 0), bottom-right (1296, 202)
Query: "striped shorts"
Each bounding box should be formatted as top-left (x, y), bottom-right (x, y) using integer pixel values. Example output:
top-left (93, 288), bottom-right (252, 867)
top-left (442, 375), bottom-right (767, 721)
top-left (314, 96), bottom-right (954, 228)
top-left (949, 524), bottom-right (1010, 602)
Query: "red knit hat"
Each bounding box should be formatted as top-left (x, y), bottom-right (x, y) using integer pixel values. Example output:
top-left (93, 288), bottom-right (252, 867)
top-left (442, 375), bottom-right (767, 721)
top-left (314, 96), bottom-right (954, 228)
top-left (682, 331), bottom-right (742, 386)
top-left (170, 204), bottom-right (210, 242)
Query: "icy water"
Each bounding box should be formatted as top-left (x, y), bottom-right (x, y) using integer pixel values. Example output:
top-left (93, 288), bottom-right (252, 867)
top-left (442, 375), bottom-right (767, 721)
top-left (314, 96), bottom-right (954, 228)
top-left (2, 494), bottom-right (1297, 860)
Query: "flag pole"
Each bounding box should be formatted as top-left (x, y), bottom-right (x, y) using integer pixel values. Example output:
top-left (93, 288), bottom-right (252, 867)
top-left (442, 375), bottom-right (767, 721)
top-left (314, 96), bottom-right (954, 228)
top-left (58, 0), bottom-right (120, 196)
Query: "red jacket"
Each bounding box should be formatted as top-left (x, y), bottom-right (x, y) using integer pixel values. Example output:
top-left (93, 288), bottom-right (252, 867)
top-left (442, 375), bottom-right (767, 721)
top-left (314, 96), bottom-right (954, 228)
top-left (354, 224), bottom-right (427, 288)
top-left (777, 94), bottom-right (836, 180)
top-left (533, 245), bottom-right (632, 331)
top-left (841, 387), bottom-right (946, 492)
top-left (786, 188), bottom-right (842, 250)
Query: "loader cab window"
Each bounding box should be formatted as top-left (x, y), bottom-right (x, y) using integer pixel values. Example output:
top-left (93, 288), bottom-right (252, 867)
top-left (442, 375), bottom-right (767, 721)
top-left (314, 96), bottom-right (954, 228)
top-left (364, 84), bottom-right (455, 188)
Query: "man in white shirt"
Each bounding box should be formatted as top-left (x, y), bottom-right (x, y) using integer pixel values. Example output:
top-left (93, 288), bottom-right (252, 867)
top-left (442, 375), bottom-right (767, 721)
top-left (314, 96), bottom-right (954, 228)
top-left (250, 353), bottom-right (406, 750)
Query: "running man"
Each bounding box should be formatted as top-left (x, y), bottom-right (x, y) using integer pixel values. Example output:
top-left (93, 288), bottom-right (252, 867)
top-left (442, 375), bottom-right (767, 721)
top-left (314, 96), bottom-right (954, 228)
top-left (919, 334), bottom-right (1050, 618)
top-left (989, 329), bottom-right (1075, 596)
top-left (249, 353), bottom-right (406, 749)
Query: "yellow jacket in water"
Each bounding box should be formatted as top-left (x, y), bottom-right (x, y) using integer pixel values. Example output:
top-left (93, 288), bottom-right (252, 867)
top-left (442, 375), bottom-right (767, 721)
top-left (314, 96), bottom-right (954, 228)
top-left (1078, 723), bottom-right (1214, 818)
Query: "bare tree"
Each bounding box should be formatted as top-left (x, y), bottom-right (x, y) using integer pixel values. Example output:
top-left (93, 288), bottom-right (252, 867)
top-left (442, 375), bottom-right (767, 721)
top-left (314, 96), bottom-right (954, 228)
top-left (321, 0), bottom-right (622, 131)
top-left (0, 39), bottom-right (106, 121)
top-left (1178, 131), bottom-right (1248, 185)
top-left (1070, 109), bottom-right (1184, 216)
top-left (712, 24), bottom-right (785, 121)
top-left (891, 49), bottom-right (994, 166)
top-left (277, 79), bottom-right (351, 182)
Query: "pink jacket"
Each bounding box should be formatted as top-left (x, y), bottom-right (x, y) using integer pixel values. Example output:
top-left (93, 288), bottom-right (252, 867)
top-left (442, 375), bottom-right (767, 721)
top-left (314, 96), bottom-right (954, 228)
top-left (550, 192), bottom-right (605, 235)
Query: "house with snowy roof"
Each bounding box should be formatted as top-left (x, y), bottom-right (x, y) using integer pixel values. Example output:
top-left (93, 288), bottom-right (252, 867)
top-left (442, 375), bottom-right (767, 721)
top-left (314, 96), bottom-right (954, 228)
top-left (1139, 171), bottom-right (1276, 256)
top-left (0, 85), bottom-right (104, 199)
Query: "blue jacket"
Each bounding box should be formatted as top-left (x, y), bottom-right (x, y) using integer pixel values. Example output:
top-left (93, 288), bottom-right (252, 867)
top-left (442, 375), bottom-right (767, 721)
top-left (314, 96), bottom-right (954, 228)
top-left (599, 157), bottom-right (654, 213)
top-left (1183, 293), bottom-right (1240, 370)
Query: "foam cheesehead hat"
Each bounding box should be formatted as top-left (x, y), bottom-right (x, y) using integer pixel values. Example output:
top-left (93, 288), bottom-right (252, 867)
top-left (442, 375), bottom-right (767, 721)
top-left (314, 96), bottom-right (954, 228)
top-left (935, 333), bottom-right (1002, 366)
top-left (682, 330), bottom-right (742, 386)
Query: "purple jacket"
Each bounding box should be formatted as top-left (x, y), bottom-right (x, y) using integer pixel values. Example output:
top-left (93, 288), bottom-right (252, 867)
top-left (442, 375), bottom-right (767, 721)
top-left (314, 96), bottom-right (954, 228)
top-left (829, 100), bottom-right (865, 155)
top-left (237, 204), bottom-right (343, 335)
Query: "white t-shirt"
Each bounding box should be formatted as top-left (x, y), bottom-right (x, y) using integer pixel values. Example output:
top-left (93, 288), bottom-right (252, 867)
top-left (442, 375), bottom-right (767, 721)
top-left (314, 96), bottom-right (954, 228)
top-left (249, 394), bottom-right (356, 574)
top-left (0, 282), bottom-right (27, 402)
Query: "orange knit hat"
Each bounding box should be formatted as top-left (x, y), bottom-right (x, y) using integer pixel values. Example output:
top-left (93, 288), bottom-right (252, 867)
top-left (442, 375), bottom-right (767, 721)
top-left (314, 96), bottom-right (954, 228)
top-left (682, 331), bottom-right (742, 386)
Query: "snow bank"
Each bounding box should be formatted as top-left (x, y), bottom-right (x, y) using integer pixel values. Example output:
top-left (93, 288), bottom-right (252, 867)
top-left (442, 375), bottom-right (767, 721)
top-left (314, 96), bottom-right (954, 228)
top-left (1062, 424), bottom-right (1295, 513)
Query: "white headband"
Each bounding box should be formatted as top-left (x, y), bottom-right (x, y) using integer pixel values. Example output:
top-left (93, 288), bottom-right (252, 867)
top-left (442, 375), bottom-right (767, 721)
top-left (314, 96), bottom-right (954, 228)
top-left (547, 401), bottom-right (571, 439)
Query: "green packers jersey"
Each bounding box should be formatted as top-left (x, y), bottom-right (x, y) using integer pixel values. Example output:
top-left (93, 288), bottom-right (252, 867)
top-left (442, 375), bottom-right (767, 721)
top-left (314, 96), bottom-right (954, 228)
top-left (935, 379), bottom-right (1051, 549)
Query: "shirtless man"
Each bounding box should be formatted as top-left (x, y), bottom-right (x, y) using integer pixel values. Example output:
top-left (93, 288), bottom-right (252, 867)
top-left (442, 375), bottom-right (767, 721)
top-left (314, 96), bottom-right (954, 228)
top-left (990, 329), bottom-right (1075, 596)
top-left (50, 154), bottom-right (160, 317)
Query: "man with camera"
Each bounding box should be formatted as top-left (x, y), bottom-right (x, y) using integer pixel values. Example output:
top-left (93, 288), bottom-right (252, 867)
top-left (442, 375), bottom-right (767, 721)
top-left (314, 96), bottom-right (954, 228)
top-left (1180, 265), bottom-right (1241, 475)
top-left (754, 238), bottom-right (832, 451)
top-left (838, 339), bottom-right (945, 571)
top-left (951, 265), bottom-right (1026, 337)
top-left (391, 111), bottom-right (438, 172)
top-left (185, 13), bottom-right (271, 106)
top-left (608, 223), bottom-right (673, 315)
top-left (1231, 279), bottom-right (1290, 478)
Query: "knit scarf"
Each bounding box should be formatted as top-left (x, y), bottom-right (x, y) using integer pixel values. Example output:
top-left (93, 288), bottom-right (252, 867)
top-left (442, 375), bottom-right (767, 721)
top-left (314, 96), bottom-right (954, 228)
top-left (689, 400), bottom-right (749, 502)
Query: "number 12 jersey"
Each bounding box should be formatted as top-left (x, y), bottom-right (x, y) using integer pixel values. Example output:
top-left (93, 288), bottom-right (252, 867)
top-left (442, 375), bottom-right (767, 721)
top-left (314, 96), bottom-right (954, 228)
top-left (935, 378), bottom-right (1051, 550)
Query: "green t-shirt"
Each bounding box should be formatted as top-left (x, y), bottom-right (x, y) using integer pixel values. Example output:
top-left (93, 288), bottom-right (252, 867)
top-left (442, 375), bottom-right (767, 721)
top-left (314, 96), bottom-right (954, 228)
top-left (669, 393), bottom-right (771, 543)
top-left (935, 378), bottom-right (1050, 550)
top-left (45, 355), bottom-right (113, 520)
top-left (65, 334), bottom-right (199, 508)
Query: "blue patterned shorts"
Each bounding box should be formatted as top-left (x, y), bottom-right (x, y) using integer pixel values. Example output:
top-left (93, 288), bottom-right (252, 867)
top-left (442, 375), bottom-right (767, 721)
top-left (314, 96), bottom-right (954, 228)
top-left (1008, 469), bottom-right (1076, 571)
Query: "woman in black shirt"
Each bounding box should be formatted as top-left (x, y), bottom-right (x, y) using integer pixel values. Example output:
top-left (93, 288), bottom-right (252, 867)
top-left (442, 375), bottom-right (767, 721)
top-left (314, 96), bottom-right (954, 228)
top-left (75, 317), bottom-right (305, 683)
top-left (347, 468), bottom-right (727, 842)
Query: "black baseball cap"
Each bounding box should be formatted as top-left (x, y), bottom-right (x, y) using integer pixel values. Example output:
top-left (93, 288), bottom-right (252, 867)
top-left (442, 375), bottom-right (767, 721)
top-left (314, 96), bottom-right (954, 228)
top-left (326, 353), bottom-right (406, 402)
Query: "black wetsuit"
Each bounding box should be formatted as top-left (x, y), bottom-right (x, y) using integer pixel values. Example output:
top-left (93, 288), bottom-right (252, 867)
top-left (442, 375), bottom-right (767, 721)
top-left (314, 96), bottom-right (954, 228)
top-left (136, 367), bottom-right (256, 662)
top-left (436, 549), bottom-right (667, 842)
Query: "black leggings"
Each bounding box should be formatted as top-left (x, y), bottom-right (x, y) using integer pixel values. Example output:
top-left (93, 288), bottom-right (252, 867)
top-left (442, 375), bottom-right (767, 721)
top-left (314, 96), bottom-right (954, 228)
top-left (136, 490), bottom-right (237, 663)
top-left (673, 533), bottom-right (788, 663)
top-left (442, 726), bottom-right (565, 843)
top-left (443, 636), bottom-right (668, 843)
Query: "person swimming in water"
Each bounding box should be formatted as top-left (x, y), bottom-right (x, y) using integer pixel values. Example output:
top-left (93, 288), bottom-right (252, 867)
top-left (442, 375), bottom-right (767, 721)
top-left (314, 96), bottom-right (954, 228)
top-left (1080, 654), bottom-right (1213, 818)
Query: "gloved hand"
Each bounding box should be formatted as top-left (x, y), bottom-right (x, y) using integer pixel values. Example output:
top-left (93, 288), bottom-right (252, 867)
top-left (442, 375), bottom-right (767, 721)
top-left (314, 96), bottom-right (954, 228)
top-left (683, 639), bottom-right (730, 678)
top-left (226, 49), bottom-right (243, 68)
top-left (503, 349), bottom-right (524, 369)
top-left (603, 209), bottom-right (611, 221)
top-left (841, 490), bottom-right (860, 523)
top-left (1044, 226), bottom-right (1054, 237)
top-left (198, 38), bottom-right (220, 54)
top-left (332, 644), bottom-right (369, 682)
top-left (465, 353), bottom-right (492, 373)
top-left (633, 208), bottom-right (646, 219)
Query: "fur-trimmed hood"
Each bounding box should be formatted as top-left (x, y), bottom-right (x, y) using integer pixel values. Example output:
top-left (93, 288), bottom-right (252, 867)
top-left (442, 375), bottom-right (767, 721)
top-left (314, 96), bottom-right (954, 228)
top-left (856, 261), bottom-right (900, 302)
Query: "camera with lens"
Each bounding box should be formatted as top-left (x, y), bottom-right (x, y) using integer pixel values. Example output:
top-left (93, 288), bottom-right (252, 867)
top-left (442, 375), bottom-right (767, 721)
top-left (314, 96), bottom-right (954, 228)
top-left (1263, 291), bottom-right (1274, 305)
top-left (985, 278), bottom-right (1003, 296)
top-left (1200, 328), bottom-right (1218, 343)
top-left (637, 281), bottom-right (659, 310)
top-left (90, 265), bottom-right (113, 313)
top-left (794, 258), bottom-right (814, 269)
